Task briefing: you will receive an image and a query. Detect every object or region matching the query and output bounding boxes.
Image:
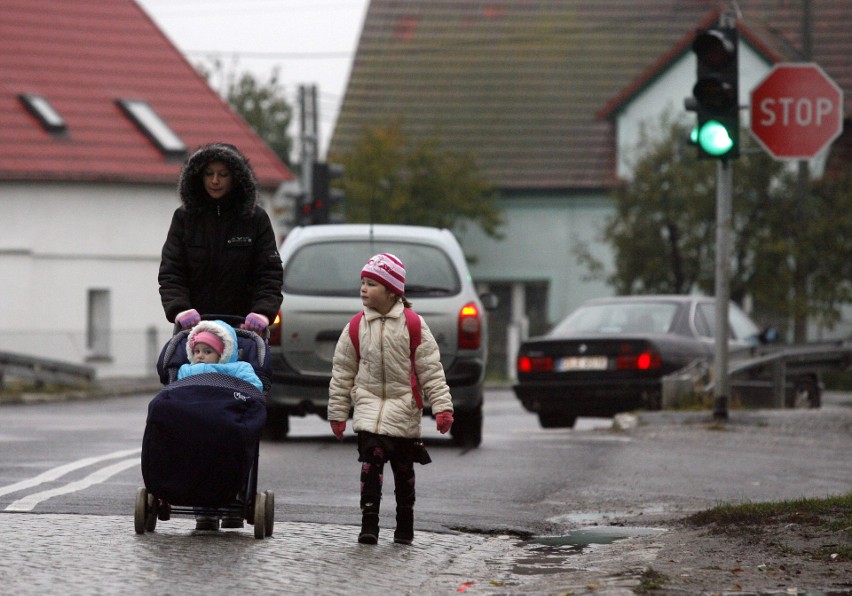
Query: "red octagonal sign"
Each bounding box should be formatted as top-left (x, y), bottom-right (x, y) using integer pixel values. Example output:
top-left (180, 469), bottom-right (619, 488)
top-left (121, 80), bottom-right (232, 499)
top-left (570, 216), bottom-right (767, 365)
top-left (750, 63), bottom-right (843, 160)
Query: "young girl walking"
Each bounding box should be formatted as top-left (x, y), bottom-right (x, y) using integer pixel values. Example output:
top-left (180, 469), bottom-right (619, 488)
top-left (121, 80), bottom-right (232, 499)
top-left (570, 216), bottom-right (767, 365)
top-left (328, 253), bottom-right (454, 545)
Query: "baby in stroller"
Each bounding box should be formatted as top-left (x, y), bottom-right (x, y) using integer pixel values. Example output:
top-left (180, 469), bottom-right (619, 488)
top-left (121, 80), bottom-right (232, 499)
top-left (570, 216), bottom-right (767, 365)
top-left (178, 319), bottom-right (263, 392)
top-left (136, 315), bottom-right (273, 537)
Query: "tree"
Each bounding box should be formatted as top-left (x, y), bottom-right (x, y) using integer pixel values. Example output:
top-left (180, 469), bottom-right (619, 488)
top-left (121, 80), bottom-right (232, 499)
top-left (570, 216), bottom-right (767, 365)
top-left (198, 61), bottom-right (293, 165)
top-left (330, 121), bottom-right (504, 238)
top-left (578, 114), bottom-right (852, 340)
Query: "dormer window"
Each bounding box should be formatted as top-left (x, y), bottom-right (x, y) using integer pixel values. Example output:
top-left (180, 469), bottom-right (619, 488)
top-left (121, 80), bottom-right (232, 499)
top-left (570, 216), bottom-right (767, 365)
top-left (117, 99), bottom-right (187, 159)
top-left (19, 94), bottom-right (67, 135)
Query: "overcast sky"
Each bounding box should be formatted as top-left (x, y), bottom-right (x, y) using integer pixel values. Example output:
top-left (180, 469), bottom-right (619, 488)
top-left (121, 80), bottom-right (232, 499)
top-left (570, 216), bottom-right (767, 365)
top-left (136, 0), bottom-right (371, 159)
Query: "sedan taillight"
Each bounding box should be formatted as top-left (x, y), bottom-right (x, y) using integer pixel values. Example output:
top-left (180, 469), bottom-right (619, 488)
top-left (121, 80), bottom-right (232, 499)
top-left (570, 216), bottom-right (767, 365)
top-left (615, 351), bottom-right (661, 370)
top-left (517, 355), bottom-right (554, 372)
top-left (458, 302), bottom-right (481, 349)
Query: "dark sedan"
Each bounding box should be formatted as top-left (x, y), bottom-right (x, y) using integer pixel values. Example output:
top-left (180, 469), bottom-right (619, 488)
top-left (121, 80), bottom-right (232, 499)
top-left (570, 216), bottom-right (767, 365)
top-left (513, 295), bottom-right (772, 428)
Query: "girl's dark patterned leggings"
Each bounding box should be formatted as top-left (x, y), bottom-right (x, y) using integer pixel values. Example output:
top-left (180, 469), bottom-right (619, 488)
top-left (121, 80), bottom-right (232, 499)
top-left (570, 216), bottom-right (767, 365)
top-left (360, 445), bottom-right (415, 511)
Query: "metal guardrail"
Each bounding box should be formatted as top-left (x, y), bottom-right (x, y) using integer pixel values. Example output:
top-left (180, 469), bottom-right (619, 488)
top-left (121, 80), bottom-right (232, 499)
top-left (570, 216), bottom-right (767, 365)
top-left (663, 340), bottom-right (852, 409)
top-left (727, 340), bottom-right (852, 407)
top-left (0, 351), bottom-right (95, 389)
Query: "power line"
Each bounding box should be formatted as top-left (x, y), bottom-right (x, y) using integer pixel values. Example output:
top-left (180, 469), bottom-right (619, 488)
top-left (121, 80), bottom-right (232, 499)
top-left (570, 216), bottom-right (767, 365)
top-left (185, 49), bottom-right (351, 60)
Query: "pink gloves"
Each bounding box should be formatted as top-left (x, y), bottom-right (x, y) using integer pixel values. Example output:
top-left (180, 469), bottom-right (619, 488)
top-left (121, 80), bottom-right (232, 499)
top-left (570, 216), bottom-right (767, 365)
top-left (330, 420), bottom-right (346, 440)
top-left (176, 309), bottom-right (200, 329)
top-left (242, 312), bottom-right (269, 333)
top-left (436, 411), bottom-right (454, 434)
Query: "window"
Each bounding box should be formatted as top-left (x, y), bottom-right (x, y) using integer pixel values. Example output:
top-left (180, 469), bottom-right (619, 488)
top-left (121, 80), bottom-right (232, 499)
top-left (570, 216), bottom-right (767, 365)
top-left (283, 241), bottom-right (460, 297)
top-left (116, 99), bottom-right (187, 159)
top-left (19, 94), bottom-right (67, 135)
top-left (87, 289), bottom-right (111, 360)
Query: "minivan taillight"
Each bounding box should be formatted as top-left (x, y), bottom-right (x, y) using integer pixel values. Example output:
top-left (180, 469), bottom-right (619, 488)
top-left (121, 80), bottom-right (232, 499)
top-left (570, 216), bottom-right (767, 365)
top-left (458, 302), bottom-right (481, 349)
top-left (268, 311), bottom-right (281, 346)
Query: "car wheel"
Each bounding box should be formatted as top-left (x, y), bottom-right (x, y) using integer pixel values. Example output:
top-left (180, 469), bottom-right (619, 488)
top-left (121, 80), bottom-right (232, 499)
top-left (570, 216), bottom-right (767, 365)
top-left (645, 389), bottom-right (663, 411)
top-left (264, 406), bottom-right (290, 441)
top-left (450, 405), bottom-right (482, 448)
top-left (788, 376), bottom-right (821, 409)
top-left (538, 411), bottom-right (577, 428)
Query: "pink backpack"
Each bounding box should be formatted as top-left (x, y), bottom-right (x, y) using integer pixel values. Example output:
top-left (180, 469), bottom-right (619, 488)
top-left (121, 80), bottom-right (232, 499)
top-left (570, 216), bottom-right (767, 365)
top-left (348, 308), bottom-right (423, 409)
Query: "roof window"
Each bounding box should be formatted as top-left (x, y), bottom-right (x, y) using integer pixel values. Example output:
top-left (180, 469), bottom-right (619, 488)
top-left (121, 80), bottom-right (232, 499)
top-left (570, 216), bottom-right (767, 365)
top-left (19, 94), bottom-right (67, 135)
top-left (117, 99), bottom-right (187, 159)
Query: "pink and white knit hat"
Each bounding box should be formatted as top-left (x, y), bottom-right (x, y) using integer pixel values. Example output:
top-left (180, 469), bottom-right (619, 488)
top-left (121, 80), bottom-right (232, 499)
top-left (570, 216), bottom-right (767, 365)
top-left (361, 253), bottom-right (406, 295)
top-left (190, 331), bottom-right (225, 356)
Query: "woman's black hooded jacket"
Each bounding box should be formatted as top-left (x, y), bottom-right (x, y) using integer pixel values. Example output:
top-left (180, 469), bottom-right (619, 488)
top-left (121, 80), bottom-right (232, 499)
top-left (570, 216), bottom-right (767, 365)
top-left (158, 143), bottom-right (283, 323)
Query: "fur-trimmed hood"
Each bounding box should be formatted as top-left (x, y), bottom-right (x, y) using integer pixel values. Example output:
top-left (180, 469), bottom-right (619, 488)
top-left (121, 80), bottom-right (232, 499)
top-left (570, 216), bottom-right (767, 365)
top-left (185, 320), bottom-right (238, 364)
top-left (178, 143), bottom-right (257, 217)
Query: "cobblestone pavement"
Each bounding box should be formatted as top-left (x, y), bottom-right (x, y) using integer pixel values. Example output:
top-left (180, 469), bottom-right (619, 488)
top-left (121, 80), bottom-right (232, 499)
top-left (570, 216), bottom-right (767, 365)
top-left (0, 513), bottom-right (658, 595)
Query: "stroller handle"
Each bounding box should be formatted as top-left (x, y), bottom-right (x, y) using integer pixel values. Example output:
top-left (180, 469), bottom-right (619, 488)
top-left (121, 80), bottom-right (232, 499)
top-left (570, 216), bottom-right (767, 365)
top-left (173, 314), bottom-right (270, 341)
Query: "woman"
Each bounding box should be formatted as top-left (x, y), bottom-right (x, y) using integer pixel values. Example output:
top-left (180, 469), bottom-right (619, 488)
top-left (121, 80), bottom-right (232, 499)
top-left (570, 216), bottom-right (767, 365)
top-left (158, 143), bottom-right (283, 333)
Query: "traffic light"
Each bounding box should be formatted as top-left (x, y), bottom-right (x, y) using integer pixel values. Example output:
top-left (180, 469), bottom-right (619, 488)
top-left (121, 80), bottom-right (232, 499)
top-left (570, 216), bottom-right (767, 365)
top-left (691, 24), bottom-right (739, 159)
top-left (310, 162), bottom-right (345, 224)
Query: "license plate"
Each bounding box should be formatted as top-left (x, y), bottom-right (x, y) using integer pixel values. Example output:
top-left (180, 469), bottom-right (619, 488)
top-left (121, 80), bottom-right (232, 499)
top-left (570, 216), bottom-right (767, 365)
top-left (556, 356), bottom-right (608, 371)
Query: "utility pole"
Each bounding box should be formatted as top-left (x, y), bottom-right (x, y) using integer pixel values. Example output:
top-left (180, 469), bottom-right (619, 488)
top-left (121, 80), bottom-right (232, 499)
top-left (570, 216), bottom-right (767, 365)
top-left (298, 84), bottom-right (319, 225)
top-left (713, 159), bottom-right (733, 420)
top-left (793, 0), bottom-right (812, 342)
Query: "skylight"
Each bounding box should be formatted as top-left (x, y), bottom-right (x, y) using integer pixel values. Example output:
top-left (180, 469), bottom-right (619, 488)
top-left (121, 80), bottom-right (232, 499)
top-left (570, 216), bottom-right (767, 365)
top-left (19, 94), bottom-right (67, 135)
top-left (117, 99), bottom-right (187, 159)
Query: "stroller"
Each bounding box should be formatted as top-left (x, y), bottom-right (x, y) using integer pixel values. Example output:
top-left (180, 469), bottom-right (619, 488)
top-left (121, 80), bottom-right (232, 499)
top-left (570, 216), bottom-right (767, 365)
top-left (134, 315), bottom-right (274, 539)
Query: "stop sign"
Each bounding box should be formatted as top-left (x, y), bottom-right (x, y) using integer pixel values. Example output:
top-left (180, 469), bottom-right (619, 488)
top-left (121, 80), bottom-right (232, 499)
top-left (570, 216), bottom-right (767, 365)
top-left (750, 63), bottom-right (843, 160)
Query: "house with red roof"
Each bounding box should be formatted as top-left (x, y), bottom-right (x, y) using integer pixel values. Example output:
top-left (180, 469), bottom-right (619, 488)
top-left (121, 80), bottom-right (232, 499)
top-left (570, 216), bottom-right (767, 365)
top-left (330, 1), bottom-right (850, 375)
top-left (0, 0), bottom-right (293, 377)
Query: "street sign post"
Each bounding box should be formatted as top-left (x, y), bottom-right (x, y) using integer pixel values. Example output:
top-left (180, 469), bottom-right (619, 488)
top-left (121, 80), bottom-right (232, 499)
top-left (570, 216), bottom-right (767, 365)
top-left (750, 63), bottom-right (843, 160)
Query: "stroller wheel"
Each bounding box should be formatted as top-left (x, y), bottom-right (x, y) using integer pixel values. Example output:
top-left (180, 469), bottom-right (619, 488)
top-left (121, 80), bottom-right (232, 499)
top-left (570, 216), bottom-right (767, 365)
top-left (134, 488), bottom-right (148, 534)
top-left (264, 490), bottom-right (274, 537)
top-left (145, 493), bottom-right (158, 532)
top-left (253, 492), bottom-right (267, 539)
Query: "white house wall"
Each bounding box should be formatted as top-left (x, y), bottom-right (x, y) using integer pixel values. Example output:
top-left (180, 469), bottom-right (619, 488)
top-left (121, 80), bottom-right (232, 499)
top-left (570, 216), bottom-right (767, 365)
top-left (0, 181), bottom-right (280, 378)
top-left (459, 193), bottom-right (614, 328)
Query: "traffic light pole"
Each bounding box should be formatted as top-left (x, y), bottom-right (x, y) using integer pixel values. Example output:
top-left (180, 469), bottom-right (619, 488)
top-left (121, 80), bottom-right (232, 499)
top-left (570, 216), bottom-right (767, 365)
top-left (713, 159), bottom-right (732, 421)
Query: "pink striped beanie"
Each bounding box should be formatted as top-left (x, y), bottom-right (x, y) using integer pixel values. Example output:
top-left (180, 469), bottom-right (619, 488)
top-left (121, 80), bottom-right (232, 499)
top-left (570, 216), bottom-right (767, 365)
top-left (361, 253), bottom-right (406, 295)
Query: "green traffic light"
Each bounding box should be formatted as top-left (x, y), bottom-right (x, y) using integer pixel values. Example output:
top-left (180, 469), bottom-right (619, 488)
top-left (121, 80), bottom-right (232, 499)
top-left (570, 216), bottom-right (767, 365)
top-left (697, 120), bottom-right (733, 156)
top-left (690, 126), bottom-right (699, 144)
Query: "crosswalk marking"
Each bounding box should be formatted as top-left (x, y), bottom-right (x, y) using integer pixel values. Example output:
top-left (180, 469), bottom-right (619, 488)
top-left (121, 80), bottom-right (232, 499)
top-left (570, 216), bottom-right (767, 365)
top-left (5, 457), bottom-right (140, 511)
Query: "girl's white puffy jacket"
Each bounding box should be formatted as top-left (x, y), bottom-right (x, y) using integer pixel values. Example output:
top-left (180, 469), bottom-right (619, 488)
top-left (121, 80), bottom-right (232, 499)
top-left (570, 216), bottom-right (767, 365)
top-left (328, 301), bottom-right (453, 438)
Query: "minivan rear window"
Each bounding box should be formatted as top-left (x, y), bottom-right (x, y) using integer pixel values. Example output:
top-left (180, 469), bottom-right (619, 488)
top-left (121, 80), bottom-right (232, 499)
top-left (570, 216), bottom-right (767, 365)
top-left (283, 241), bottom-right (461, 297)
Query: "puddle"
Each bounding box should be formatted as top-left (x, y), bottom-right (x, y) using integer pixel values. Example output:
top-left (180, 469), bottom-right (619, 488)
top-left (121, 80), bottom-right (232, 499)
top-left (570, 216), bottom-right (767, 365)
top-left (548, 506), bottom-right (667, 526)
top-left (509, 526), bottom-right (665, 576)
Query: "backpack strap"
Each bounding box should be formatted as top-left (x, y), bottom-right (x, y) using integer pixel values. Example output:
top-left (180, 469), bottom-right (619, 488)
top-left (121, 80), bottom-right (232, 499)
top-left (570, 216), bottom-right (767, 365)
top-left (347, 308), bottom-right (424, 409)
top-left (348, 311), bottom-right (364, 360)
top-left (403, 308), bottom-right (423, 409)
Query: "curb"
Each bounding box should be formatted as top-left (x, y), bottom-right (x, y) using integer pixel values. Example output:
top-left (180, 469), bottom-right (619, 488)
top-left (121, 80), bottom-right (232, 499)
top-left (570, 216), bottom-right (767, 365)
top-left (0, 376), bottom-right (162, 406)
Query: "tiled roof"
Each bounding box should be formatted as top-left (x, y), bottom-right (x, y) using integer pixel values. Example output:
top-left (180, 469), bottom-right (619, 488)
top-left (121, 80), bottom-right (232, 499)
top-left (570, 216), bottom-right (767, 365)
top-left (330, 1), bottom-right (850, 191)
top-left (0, 0), bottom-right (292, 188)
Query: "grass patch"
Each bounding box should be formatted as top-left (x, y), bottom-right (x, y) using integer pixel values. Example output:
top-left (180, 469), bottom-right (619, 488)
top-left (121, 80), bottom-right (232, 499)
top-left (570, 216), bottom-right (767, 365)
top-left (684, 493), bottom-right (852, 561)
top-left (635, 567), bottom-right (669, 592)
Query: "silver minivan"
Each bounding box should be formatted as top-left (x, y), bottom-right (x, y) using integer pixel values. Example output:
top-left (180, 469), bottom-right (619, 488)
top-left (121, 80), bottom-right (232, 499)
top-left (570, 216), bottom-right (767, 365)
top-left (267, 224), bottom-right (496, 446)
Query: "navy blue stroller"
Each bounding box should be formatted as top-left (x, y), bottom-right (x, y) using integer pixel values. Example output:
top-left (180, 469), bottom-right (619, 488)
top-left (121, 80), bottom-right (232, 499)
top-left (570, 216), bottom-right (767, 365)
top-left (134, 315), bottom-right (274, 539)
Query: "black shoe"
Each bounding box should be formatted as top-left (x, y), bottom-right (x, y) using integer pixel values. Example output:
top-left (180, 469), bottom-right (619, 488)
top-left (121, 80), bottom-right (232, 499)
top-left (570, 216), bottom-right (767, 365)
top-left (394, 508), bottom-right (414, 545)
top-left (358, 513), bottom-right (379, 544)
top-left (221, 517), bottom-right (244, 529)
top-left (195, 516), bottom-right (219, 531)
